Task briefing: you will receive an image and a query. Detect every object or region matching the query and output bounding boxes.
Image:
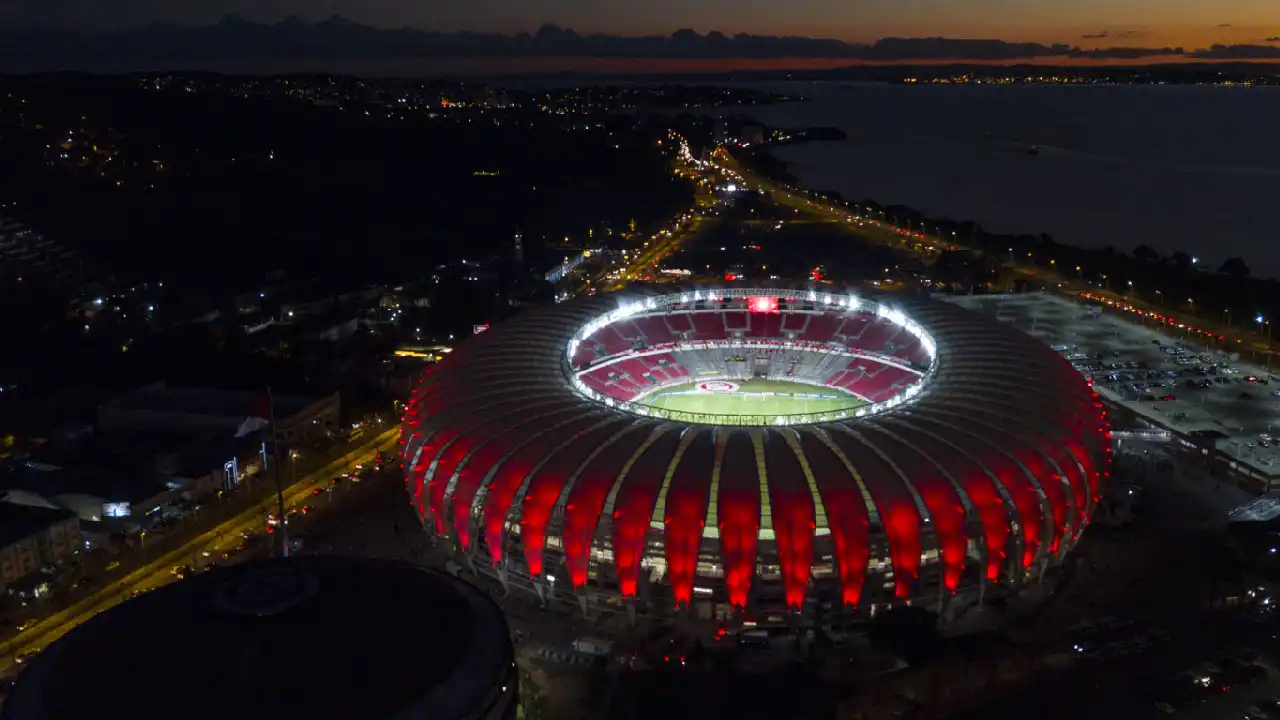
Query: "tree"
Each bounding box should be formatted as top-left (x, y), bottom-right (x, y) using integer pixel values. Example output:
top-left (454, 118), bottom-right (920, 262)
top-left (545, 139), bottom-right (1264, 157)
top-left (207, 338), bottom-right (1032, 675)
top-left (1170, 251), bottom-right (1193, 272)
top-left (1220, 257), bottom-right (1251, 278)
top-left (867, 606), bottom-right (941, 664)
top-left (1132, 244), bottom-right (1160, 263)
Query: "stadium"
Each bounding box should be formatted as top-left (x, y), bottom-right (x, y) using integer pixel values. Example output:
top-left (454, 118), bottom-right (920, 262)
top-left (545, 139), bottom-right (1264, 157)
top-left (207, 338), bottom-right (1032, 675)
top-left (400, 286), bottom-right (1111, 626)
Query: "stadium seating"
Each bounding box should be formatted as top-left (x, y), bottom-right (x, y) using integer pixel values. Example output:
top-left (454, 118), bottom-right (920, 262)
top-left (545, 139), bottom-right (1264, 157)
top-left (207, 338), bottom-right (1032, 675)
top-left (588, 325), bottom-right (634, 356)
top-left (614, 357), bottom-right (653, 382)
top-left (570, 345), bottom-right (597, 369)
top-left (613, 320), bottom-right (644, 346)
top-left (633, 316), bottom-right (678, 346)
top-left (849, 317), bottom-right (896, 352)
top-left (841, 364), bottom-right (917, 403)
top-left (748, 312), bottom-right (784, 339)
top-left (836, 315), bottom-right (874, 342)
top-left (691, 313), bottom-right (725, 340)
top-left (799, 313), bottom-right (842, 343)
top-left (576, 309), bottom-right (926, 404)
top-left (781, 313), bottom-right (809, 334)
top-left (664, 314), bottom-right (693, 334)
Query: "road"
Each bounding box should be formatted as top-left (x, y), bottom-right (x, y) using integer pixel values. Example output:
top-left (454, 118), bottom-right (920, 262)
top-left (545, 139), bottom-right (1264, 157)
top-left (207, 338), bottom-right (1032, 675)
top-left (0, 427), bottom-right (400, 677)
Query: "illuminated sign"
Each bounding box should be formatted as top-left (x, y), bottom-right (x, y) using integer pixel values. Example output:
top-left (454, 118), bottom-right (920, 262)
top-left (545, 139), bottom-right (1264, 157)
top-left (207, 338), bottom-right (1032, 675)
top-left (661, 268), bottom-right (692, 276)
top-left (749, 296), bottom-right (779, 313)
top-left (472, 324), bottom-right (490, 335)
top-left (103, 502), bottom-right (132, 518)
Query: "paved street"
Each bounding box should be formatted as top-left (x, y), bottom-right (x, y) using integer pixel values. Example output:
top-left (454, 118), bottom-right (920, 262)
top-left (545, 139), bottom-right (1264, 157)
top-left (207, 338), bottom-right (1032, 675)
top-left (0, 428), bottom-right (399, 676)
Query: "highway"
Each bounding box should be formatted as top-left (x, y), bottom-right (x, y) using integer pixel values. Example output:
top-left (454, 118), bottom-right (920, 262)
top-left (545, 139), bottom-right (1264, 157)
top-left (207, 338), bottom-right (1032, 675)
top-left (0, 427), bottom-right (401, 676)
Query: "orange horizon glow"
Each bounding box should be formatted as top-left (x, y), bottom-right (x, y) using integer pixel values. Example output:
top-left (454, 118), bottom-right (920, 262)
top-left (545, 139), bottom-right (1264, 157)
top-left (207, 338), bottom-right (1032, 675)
top-left (347, 55), bottom-right (1280, 77)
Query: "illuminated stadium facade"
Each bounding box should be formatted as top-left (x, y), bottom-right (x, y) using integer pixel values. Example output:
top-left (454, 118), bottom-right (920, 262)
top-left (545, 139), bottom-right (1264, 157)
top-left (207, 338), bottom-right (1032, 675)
top-left (401, 287), bottom-right (1111, 625)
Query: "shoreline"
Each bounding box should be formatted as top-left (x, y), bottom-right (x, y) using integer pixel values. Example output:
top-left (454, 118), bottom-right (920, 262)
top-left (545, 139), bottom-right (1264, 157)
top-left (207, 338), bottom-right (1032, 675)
top-left (725, 133), bottom-right (1280, 338)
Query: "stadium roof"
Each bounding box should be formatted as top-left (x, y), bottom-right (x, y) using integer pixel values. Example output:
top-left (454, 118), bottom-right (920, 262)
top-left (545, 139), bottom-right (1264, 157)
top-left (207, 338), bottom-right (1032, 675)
top-left (401, 288), bottom-right (1110, 609)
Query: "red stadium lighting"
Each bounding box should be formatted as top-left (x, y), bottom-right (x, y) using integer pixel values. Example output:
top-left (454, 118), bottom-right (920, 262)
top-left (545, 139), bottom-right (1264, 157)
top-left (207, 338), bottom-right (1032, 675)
top-left (749, 296), bottom-right (778, 313)
top-left (399, 286), bottom-right (1108, 627)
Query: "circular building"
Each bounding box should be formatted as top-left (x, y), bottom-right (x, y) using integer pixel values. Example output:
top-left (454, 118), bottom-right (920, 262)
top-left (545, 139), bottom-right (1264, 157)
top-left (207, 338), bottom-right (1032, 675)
top-left (1, 556), bottom-right (518, 720)
top-left (401, 287), bottom-right (1110, 623)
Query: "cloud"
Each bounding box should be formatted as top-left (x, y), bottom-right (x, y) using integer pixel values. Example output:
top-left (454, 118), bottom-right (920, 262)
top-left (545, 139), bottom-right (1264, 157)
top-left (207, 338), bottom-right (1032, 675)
top-left (1264, 37), bottom-right (1280, 42)
top-left (1191, 43), bottom-right (1280, 59)
top-left (1217, 23), bottom-right (1233, 27)
top-left (1083, 29), bottom-right (1143, 41)
top-left (0, 18), bottom-right (1215, 64)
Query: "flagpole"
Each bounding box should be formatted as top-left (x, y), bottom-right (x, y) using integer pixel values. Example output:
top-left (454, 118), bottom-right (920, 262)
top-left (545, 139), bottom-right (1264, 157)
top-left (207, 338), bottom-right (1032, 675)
top-left (267, 386), bottom-right (289, 558)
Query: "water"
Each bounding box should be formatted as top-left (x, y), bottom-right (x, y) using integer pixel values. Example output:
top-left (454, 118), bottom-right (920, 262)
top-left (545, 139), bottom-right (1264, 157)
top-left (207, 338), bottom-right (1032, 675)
top-left (731, 82), bottom-right (1280, 277)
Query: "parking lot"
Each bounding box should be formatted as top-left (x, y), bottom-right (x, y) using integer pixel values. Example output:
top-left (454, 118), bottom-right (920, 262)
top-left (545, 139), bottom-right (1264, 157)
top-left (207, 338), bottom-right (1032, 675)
top-left (947, 292), bottom-right (1280, 488)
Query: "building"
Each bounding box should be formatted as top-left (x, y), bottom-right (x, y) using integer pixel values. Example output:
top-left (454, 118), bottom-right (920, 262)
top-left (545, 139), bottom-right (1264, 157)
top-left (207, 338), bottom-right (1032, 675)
top-left (1, 556), bottom-right (518, 720)
top-left (99, 383), bottom-right (340, 445)
top-left (401, 286), bottom-right (1110, 629)
top-left (0, 502), bottom-right (81, 592)
top-left (1, 431), bottom-right (266, 537)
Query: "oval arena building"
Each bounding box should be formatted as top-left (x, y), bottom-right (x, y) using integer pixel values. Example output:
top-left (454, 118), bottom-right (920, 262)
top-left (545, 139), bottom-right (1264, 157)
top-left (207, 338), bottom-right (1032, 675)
top-left (401, 287), bottom-right (1111, 624)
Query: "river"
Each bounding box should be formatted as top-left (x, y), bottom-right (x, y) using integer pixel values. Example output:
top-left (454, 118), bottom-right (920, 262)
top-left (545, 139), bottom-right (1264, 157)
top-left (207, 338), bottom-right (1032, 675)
top-left (725, 82), bottom-right (1280, 277)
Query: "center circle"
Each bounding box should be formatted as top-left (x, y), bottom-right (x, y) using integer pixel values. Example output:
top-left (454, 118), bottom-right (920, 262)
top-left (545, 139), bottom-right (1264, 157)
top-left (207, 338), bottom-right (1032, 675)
top-left (697, 380), bottom-right (739, 393)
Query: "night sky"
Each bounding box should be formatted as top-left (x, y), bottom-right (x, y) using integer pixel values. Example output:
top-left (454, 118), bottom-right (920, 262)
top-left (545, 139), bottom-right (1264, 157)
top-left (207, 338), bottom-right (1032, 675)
top-left (5, 0), bottom-right (1279, 50)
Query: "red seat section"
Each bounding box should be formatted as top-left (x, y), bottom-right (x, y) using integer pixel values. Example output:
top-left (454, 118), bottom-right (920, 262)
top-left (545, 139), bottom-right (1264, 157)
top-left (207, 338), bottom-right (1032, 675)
top-left (851, 317), bottom-right (896, 352)
top-left (837, 315), bottom-right (874, 341)
top-left (570, 345), bottom-right (598, 369)
top-left (633, 316), bottom-right (677, 346)
top-left (588, 325), bottom-right (633, 355)
top-left (843, 365), bottom-right (918, 403)
top-left (723, 311), bottom-right (748, 331)
top-left (748, 312), bottom-right (784, 339)
top-left (613, 320), bottom-right (643, 344)
top-left (800, 314), bottom-right (842, 343)
top-left (664, 314), bottom-right (693, 333)
top-left (691, 313), bottom-right (725, 340)
top-left (781, 313), bottom-right (809, 333)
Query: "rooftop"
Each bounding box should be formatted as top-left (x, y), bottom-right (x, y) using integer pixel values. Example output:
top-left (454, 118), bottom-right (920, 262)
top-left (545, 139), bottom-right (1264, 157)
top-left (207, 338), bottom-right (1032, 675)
top-left (0, 501), bottom-right (75, 548)
top-left (102, 383), bottom-right (327, 420)
top-left (2, 556), bottom-right (513, 720)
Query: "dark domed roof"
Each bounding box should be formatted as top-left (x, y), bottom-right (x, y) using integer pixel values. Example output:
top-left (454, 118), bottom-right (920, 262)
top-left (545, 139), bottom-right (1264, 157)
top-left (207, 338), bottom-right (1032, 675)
top-left (2, 556), bottom-right (513, 720)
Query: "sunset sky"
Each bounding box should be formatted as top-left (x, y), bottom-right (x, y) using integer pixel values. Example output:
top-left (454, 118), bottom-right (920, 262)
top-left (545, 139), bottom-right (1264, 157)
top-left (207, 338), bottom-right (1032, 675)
top-left (5, 0), bottom-right (1279, 51)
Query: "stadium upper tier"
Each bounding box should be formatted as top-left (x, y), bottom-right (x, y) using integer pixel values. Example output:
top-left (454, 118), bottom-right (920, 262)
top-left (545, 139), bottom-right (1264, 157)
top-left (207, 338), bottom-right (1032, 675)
top-left (401, 287), bottom-right (1111, 615)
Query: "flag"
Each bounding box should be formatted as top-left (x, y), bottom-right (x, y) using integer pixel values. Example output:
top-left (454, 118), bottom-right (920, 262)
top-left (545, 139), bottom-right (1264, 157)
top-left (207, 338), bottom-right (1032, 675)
top-left (235, 393), bottom-right (272, 438)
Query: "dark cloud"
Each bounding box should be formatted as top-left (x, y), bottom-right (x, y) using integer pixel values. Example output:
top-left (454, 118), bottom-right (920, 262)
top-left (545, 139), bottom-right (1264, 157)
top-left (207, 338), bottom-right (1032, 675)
top-left (1083, 30), bottom-right (1143, 40)
top-left (1217, 23), bottom-right (1233, 27)
top-left (1264, 37), bottom-right (1280, 42)
top-left (0, 17), bottom-right (1208, 65)
top-left (1191, 43), bottom-right (1280, 59)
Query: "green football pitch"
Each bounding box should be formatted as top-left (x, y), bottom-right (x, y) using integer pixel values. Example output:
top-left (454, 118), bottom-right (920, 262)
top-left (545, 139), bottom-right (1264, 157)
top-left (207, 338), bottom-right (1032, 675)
top-left (641, 378), bottom-right (864, 417)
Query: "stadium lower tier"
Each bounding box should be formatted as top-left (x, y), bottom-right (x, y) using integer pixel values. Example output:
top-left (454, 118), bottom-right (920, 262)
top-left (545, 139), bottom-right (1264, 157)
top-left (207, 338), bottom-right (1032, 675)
top-left (578, 345), bottom-right (921, 406)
